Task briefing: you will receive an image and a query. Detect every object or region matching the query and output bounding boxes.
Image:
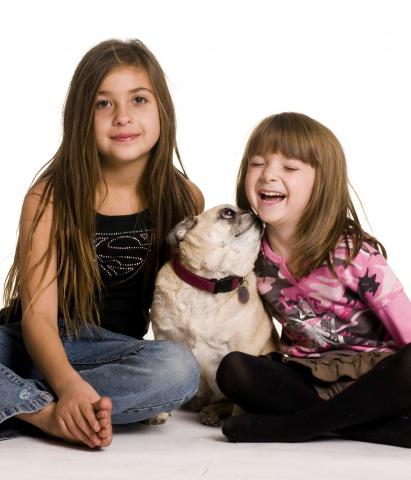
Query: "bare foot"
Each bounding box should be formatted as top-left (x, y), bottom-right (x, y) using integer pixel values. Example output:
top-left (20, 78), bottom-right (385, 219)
top-left (17, 403), bottom-right (96, 447)
top-left (16, 398), bottom-right (112, 448)
top-left (93, 396), bottom-right (112, 447)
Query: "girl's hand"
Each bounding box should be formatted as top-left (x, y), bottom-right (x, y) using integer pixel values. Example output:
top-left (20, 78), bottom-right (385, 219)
top-left (54, 378), bottom-right (103, 448)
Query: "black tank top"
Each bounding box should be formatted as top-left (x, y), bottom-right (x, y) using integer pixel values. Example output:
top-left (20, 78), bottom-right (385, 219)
top-left (94, 210), bottom-right (155, 338)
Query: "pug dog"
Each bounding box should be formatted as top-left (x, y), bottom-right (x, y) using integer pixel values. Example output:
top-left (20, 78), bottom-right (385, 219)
top-left (150, 205), bottom-right (279, 426)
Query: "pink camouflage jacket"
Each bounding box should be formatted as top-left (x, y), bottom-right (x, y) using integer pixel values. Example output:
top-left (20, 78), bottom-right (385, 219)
top-left (255, 238), bottom-right (411, 358)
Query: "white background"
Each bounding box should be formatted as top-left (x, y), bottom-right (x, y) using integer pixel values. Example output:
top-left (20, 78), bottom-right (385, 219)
top-left (1, 0), bottom-right (411, 303)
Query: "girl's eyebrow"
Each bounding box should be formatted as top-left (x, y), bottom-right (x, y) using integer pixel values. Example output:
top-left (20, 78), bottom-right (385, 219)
top-left (96, 87), bottom-right (154, 95)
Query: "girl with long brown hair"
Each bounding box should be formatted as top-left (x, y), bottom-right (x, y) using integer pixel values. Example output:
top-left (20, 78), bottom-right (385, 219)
top-left (216, 112), bottom-right (411, 447)
top-left (0, 39), bottom-right (203, 447)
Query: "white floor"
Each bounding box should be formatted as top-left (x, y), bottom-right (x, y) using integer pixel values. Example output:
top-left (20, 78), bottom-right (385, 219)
top-left (1, 409), bottom-right (410, 480)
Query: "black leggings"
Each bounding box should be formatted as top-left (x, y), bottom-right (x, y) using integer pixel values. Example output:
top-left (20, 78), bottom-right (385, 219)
top-left (216, 344), bottom-right (411, 447)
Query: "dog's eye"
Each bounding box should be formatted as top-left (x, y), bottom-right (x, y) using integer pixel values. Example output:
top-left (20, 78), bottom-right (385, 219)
top-left (220, 208), bottom-right (236, 220)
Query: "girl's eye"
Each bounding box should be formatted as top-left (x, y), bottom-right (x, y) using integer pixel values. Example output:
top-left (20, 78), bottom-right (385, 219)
top-left (134, 96), bottom-right (147, 104)
top-left (249, 162), bottom-right (265, 167)
top-left (96, 99), bottom-right (110, 109)
top-left (284, 166), bottom-right (298, 171)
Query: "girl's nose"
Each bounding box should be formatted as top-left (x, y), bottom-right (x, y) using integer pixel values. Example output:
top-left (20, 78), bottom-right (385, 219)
top-left (113, 104), bottom-right (132, 126)
top-left (261, 164), bottom-right (280, 182)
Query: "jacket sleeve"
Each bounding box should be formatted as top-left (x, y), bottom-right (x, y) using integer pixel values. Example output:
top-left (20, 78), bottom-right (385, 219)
top-left (351, 245), bottom-right (411, 346)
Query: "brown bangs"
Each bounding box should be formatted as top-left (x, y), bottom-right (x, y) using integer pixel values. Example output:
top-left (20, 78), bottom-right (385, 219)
top-left (245, 113), bottom-right (321, 168)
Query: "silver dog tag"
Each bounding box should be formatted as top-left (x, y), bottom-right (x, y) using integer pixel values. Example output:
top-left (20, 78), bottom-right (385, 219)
top-left (238, 285), bottom-right (250, 304)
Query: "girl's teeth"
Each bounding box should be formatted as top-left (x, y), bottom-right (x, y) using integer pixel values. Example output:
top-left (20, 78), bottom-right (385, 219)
top-left (260, 192), bottom-right (285, 200)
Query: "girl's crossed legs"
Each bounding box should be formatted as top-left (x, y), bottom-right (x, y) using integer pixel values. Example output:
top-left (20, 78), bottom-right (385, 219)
top-left (216, 346), bottom-right (411, 448)
top-left (0, 322), bottom-right (199, 443)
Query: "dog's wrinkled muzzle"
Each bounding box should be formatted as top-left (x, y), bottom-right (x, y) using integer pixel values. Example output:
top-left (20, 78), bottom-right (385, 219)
top-left (232, 211), bottom-right (262, 237)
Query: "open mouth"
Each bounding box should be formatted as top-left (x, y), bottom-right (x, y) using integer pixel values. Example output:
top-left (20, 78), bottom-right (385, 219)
top-left (259, 191), bottom-right (286, 204)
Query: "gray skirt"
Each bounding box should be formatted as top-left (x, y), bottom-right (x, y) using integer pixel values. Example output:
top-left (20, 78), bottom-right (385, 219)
top-left (281, 350), bottom-right (395, 400)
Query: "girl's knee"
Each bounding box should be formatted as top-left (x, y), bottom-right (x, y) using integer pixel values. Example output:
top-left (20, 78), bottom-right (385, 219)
top-left (217, 351), bottom-right (243, 377)
top-left (161, 341), bottom-right (200, 396)
top-left (216, 351), bottom-right (251, 396)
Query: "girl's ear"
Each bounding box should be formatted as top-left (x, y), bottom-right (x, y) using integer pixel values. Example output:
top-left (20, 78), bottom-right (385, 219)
top-left (166, 216), bottom-right (197, 245)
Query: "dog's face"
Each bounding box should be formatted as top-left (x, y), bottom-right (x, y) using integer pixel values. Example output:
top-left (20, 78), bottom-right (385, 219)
top-left (167, 205), bottom-right (263, 277)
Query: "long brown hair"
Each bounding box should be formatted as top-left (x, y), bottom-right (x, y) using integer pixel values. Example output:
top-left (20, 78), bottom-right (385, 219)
top-left (236, 112), bottom-right (386, 278)
top-left (4, 39), bottom-right (199, 332)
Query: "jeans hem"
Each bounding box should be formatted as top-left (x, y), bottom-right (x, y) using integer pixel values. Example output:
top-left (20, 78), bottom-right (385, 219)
top-left (0, 391), bottom-right (54, 424)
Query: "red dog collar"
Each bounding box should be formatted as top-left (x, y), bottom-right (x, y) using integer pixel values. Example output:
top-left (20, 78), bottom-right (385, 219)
top-left (172, 258), bottom-right (243, 294)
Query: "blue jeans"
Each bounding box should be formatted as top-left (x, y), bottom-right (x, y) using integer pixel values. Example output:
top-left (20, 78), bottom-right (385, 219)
top-left (0, 322), bottom-right (200, 440)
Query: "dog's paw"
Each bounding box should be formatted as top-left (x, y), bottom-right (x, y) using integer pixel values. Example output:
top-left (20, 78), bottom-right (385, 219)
top-left (199, 405), bottom-right (221, 427)
top-left (200, 400), bottom-right (234, 427)
top-left (143, 412), bottom-right (171, 425)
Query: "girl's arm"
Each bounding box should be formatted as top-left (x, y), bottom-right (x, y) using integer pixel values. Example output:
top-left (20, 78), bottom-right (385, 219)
top-left (19, 187), bottom-right (101, 444)
top-left (349, 245), bottom-right (411, 346)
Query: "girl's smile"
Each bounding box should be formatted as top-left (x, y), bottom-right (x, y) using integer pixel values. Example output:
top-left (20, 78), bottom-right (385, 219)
top-left (110, 133), bottom-right (141, 143)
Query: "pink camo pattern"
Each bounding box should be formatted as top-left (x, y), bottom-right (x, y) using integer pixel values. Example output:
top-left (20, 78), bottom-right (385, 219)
top-left (255, 239), bottom-right (411, 358)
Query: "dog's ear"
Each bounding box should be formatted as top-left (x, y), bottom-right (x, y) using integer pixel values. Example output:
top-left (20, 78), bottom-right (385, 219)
top-left (166, 216), bottom-right (197, 246)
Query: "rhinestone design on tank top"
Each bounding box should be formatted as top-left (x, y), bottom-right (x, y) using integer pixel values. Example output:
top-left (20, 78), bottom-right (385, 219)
top-left (94, 227), bottom-right (154, 278)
